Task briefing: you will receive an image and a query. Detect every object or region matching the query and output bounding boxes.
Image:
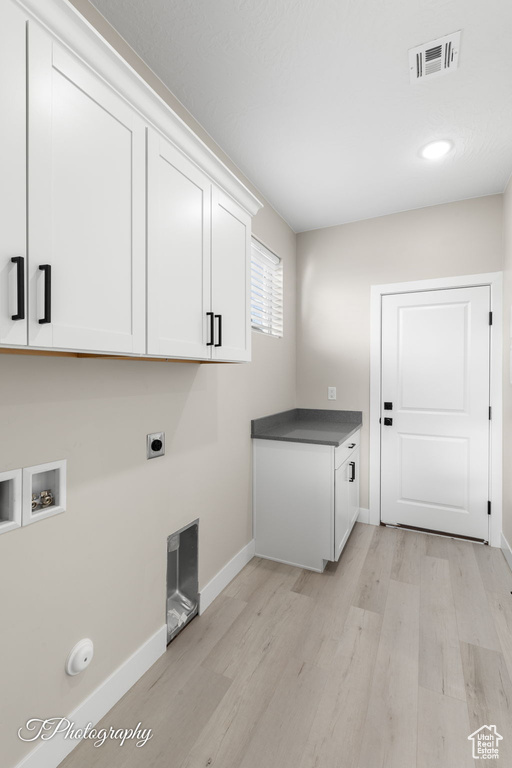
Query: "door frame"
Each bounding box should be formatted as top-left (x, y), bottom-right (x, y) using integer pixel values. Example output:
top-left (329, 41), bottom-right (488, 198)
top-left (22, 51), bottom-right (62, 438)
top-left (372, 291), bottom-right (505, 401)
top-left (369, 272), bottom-right (503, 547)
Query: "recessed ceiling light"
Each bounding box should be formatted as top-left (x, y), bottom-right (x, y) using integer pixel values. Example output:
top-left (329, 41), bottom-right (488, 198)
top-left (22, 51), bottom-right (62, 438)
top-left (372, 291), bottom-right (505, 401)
top-left (420, 140), bottom-right (453, 160)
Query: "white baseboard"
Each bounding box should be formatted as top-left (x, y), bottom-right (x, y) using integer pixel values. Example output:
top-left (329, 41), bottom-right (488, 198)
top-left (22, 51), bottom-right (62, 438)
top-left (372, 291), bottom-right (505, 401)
top-left (357, 508), bottom-right (370, 524)
top-left (199, 539), bottom-right (255, 615)
top-left (501, 532), bottom-right (512, 574)
top-left (15, 537), bottom-right (257, 768)
top-left (15, 625), bottom-right (167, 768)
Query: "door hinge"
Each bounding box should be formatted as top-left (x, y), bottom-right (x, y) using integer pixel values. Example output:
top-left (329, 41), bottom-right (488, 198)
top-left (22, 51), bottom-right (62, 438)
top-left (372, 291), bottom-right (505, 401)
top-left (489, 311), bottom-right (493, 326)
top-left (489, 406), bottom-right (492, 420)
top-left (488, 500), bottom-right (491, 516)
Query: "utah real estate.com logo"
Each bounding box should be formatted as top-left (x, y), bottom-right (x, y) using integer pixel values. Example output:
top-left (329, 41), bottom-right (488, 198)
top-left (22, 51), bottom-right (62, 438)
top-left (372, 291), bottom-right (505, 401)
top-left (468, 725), bottom-right (503, 760)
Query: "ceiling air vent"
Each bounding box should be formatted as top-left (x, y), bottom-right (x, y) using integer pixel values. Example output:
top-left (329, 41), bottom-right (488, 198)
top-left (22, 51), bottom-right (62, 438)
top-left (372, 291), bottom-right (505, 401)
top-left (409, 31), bottom-right (461, 84)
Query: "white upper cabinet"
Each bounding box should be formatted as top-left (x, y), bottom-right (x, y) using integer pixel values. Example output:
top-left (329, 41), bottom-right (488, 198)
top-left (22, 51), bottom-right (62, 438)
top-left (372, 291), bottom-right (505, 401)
top-left (0, 0), bottom-right (261, 361)
top-left (211, 188), bottom-right (251, 362)
top-left (0, 1), bottom-right (27, 346)
top-left (27, 23), bottom-right (146, 354)
top-left (147, 134), bottom-right (252, 362)
top-left (147, 130), bottom-right (211, 359)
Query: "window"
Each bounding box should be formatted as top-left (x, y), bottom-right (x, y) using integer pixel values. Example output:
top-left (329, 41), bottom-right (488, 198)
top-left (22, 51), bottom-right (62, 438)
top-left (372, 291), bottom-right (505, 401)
top-left (250, 237), bottom-right (283, 337)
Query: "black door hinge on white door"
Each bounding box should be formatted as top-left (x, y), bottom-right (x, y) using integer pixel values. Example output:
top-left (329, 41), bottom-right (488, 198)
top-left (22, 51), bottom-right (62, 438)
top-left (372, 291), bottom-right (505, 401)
top-left (489, 311), bottom-right (493, 326)
top-left (488, 501), bottom-right (491, 516)
top-left (489, 406), bottom-right (492, 420)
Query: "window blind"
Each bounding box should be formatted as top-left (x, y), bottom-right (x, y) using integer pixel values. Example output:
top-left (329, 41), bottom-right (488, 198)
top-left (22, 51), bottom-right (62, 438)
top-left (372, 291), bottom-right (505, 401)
top-left (250, 237), bottom-right (283, 337)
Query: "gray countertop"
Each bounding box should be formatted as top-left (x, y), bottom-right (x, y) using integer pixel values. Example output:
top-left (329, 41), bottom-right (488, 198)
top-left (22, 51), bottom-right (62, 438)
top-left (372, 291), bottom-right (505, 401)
top-left (251, 408), bottom-right (362, 447)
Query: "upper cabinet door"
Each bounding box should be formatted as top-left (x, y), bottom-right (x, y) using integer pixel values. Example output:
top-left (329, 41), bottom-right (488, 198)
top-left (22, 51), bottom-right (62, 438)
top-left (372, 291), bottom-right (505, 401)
top-left (211, 188), bottom-right (251, 362)
top-left (147, 130), bottom-right (211, 359)
top-left (0, 1), bottom-right (27, 346)
top-left (27, 24), bottom-right (145, 354)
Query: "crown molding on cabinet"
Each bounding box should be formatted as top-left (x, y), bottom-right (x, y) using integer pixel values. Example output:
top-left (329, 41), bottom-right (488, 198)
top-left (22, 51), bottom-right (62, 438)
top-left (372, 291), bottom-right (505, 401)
top-left (15, 0), bottom-right (263, 218)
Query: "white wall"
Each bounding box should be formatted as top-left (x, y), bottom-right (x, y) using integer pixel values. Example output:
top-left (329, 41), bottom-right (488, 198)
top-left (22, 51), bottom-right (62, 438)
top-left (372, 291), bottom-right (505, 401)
top-left (297, 195), bottom-right (504, 509)
top-left (0, 5), bottom-right (297, 767)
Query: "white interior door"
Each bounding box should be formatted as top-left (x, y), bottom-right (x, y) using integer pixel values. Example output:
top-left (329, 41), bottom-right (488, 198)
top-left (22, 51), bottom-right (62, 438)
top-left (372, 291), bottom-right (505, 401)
top-left (0, 0), bottom-right (27, 346)
top-left (28, 24), bottom-right (145, 354)
top-left (147, 130), bottom-right (211, 358)
top-left (211, 188), bottom-right (251, 362)
top-left (381, 286), bottom-right (490, 540)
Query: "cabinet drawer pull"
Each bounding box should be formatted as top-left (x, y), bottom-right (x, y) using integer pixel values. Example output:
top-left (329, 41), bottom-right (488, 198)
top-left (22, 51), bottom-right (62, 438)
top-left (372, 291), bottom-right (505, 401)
top-left (348, 443), bottom-right (356, 449)
top-left (11, 256), bottom-right (25, 321)
top-left (349, 461), bottom-right (356, 482)
top-left (206, 312), bottom-right (214, 346)
top-left (38, 264), bottom-right (52, 325)
top-left (214, 314), bottom-right (222, 347)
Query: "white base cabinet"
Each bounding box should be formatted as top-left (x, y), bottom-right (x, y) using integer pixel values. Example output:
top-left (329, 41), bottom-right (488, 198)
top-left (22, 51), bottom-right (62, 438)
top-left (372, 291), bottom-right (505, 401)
top-left (253, 430), bottom-right (360, 572)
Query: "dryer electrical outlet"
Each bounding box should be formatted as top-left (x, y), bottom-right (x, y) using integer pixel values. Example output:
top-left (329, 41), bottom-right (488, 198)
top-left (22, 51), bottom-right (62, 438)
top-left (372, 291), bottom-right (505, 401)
top-left (147, 432), bottom-right (165, 459)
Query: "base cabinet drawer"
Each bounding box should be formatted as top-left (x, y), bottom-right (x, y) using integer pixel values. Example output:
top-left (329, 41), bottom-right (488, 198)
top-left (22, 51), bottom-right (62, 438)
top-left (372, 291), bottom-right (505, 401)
top-left (335, 432), bottom-right (359, 469)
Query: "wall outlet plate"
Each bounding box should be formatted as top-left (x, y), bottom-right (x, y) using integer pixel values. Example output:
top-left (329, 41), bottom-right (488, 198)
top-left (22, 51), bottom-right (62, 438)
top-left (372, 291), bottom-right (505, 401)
top-left (328, 386), bottom-right (337, 400)
top-left (147, 432), bottom-right (165, 459)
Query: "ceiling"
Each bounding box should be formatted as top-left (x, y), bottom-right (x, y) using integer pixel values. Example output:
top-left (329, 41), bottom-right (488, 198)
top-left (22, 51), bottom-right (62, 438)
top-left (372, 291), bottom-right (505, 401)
top-left (89, 0), bottom-right (512, 232)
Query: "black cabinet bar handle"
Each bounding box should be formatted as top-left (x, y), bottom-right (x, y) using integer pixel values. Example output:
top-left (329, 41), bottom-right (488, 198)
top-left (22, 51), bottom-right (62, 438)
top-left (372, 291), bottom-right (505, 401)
top-left (214, 314), bottom-right (222, 347)
top-left (11, 256), bottom-right (25, 321)
top-left (38, 264), bottom-right (52, 324)
top-left (206, 311), bottom-right (214, 346)
top-left (349, 461), bottom-right (356, 482)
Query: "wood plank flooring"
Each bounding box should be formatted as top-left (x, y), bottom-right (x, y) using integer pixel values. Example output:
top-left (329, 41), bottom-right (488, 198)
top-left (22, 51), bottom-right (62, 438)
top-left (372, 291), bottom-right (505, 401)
top-left (60, 524), bottom-right (512, 768)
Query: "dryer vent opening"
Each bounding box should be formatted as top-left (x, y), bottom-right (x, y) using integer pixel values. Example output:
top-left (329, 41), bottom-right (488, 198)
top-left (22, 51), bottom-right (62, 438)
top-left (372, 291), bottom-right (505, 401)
top-left (166, 520), bottom-right (198, 643)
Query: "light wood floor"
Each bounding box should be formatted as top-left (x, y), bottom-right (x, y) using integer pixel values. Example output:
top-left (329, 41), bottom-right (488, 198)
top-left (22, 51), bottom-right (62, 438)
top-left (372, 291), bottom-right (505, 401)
top-left (60, 524), bottom-right (512, 768)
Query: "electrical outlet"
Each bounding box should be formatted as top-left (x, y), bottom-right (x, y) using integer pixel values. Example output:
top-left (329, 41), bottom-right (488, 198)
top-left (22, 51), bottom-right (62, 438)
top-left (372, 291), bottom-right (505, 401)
top-left (147, 432), bottom-right (165, 459)
top-left (328, 387), bottom-right (336, 400)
